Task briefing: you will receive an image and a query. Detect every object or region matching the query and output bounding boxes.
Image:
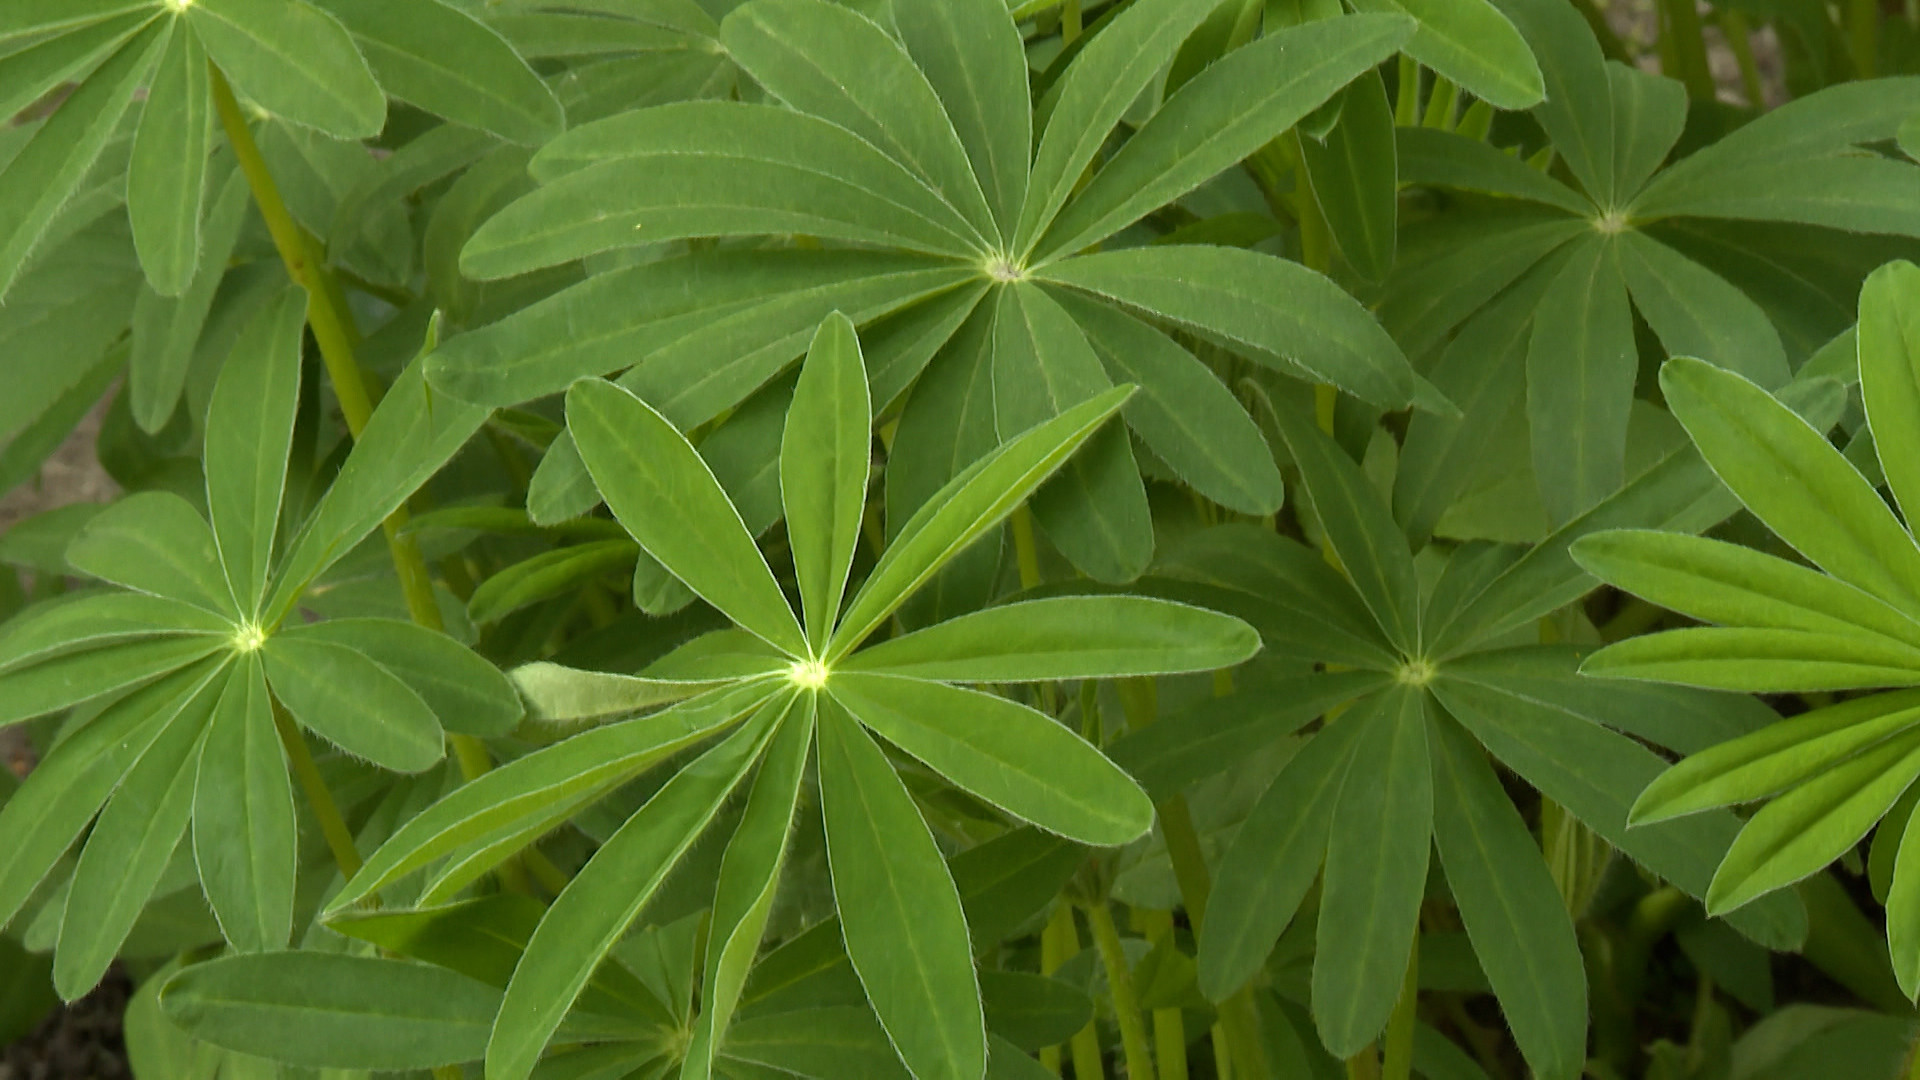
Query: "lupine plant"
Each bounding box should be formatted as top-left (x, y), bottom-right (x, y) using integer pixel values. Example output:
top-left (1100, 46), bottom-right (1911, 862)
top-left (6, 1), bottom-right (1920, 1079)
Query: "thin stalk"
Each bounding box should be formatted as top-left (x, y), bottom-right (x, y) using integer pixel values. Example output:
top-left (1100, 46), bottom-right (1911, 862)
top-left (1851, 0), bottom-right (1879, 77)
top-left (1420, 75), bottom-right (1458, 130)
top-left (1656, 0), bottom-right (1718, 100)
top-left (1568, 0), bottom-right (1637, 63)
top-left (1346, 1047), bottom-right (1381, 1080)
top-left (1136, 910), bottom-right (1190, 1080)
top-left (1211, 1025), bottom-right (1233, 1080)
top-left (1086, 899), bottom-right (1156, 1080)
top-left (1718, 10), bottom-right (1767, 108)
top-left (1041, 906), bottom-right (1073, 1075)
top-left (1381, 940), bottom-right (1419, 1080)
top-left (272, 700), bottom-right (361, 880)
top-left (1394, 55), bottom-right (1420, 126)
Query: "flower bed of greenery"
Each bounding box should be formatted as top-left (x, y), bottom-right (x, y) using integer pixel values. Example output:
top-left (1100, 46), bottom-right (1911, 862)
top-left (5, 1), bottom-right (1920, 1078)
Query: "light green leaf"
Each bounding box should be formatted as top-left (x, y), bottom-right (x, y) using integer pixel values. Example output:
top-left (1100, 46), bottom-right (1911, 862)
top-left (130, 165), bottom-right (252, 433)
top-left (1528, 234), bottom-right (1635, 525)
top-left (1198, 702), bottom-right (1369, 1001)
top-left (1581, 626), bottom-right (1920, 692)
top-left (1028, 429), bottom-right (1151, 589)
top-left (0, 20), bottom-right (163, 300)
top-left (313, 0), bottom-right (563, 145)
top-left (1573, 530), bottom-right (1920, 649)
top-left (783, 312), bottom-right (870, 647)
top-left (204, 286), bottom-right (304, 615)
top-left (844, 596), bottom-right (1257, 682)
top-left (464, 103), bottom-right (986, 278)
top-left (487, 699), bottom-right (781, 1080)
top-left (192, 653), bottom-right (294, 954)
top-left (0, 10), bottom-right (153, 123)
top-left (507, 662), bottom-right (740, 726)
top-left (684, 697), bottom-right (815, 1080)
top-left (1708, 728), bottom-right (1920, 915)
top-left (0, 635), bottom-right (227, 727)
top-left (1038, 245), bottom-right (1416, 409)
top-left (189, 0), bottom-right (385, 139)
top-left (67, 491), bottom-right (235, 616)
top-left (162, 953), bottom-right (500, 1069)
top-left (1859, 261), bottom-right (1920, 530)
top-left (267, 359), bottom-right (489, 624)
top-left (568, 377), bottom-right (807, 657)
top-left (892, 0), bottom-right (1027, 235)
top-left (55, 665), bottom-right (218, 998)
top-left (1662, 356), bottom-right (1920, 620)
top-left (991, 283), bottom-right (1109, 441)
top-left (1350, 0), bottom-right (1541, 108)
top-left (1617, 231), bottom-right (1789, 388)
top-left (260, 634), bottom-right (443, 774)
top-left (1889, 794), bottom-right (1920, 998)
top-left (1429, 707), bottom-right (1586, 1080)
top-left (1629, 691), bottom-right (1920, 826)
top-left (1640, 157), bottom-right (1920, 238)
top-left (466, 540), bottom-right (639, 626)
top-left (818, 700), bottom-right (985, 1080)
top-left (1268, 384), bottom-right (1420, 652)
top-left (832, 385), bottom-right (1131, 658)
top-left (1037, 14), bottom-right (1412, 260)
top-left (1298, 72), bottom-right (1398, 283)
top-left (719, 0), bottom-right (996, 242)
top-left (1015, 0), bottom-right (1220, 256)
top-left (127, 19), bottom-right (209, 296)
top-left (830, 671), bottom-right (1153, 847)
top-left (1488, 0), bottom-right (1614, 207)
top-left (0, 1), bottom-right (153, 44)
top-left (721, 1006), bottom-right (912, 1080)
top-left (327, 681), bottom-right (774, 911)
top-left (1061, 293), bottom-right (1283, 515)
top-left (1313, 686), bottom-right (1433, 1058)
top-left (0, 661), bottom-right (217, 930)
top-left (281, 618), bottom-right (523, 737)
top-left (0, 592), bottom-right (230, 672)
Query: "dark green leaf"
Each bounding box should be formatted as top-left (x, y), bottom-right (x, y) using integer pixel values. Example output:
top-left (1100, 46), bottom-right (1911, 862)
top-left (127, 18), bottom-right (210, 296)
top-left (189, 0), bottom-right (385, 139)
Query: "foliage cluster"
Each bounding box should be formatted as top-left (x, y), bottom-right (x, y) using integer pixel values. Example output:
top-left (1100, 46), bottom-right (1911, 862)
top-left (5, 1), bottom-right (1920, 1078)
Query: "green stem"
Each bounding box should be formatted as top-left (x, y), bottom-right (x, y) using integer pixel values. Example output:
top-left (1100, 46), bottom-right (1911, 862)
top-left (1850, 0), bottom-right (1879, 77)
top-left (1568, 0), bottom-right (1636, 63)
top-left (1656, 0), bottom-right (1718, 100)
top-left (1393, 55), bottom-right (1420, 127)
top-left (1137, 910), bottom-right (1189, 1080)
top-left (1346, 1047), bottom-right (1381, 1080)
top-left (1381, 940), bottom-right (1419, 1080)
top-left (1086, 900), bottom-right (1156, 1080)
top-left (1041, 905), bottom-right (1073, 1076)
top-left (1420, 75), bottom-right (1458, 130)
top-left (272, 699), bottom-right (362, 880)
top-left (1718, 10), bottom-right (1767, 108)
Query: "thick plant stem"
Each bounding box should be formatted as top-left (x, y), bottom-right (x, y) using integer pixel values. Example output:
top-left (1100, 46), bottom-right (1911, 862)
top-left (1086, 899), bottom-right (1156, 1080)
top-left (272, 700), bottom-right (361, 880)
top-left (1381, 940), bottom-right (1419, 1080)
top-left (210, 65), bottom-right (493, 784)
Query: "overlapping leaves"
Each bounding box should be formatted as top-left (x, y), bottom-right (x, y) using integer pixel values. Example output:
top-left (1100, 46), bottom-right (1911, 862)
top-left (321, 314), bottom-right (1258, 1080)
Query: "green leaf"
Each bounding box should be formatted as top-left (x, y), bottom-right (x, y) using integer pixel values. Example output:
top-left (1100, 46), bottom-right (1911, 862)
top-left (55, 665), bottom-right (218, 998)
top-left (204, 286), bottom-right (304, 615)
top-left (267, 359), bottom-right (488, 624)
top-left (1015, 0), bottom-right (1220, 256)
top-left (1617, 231), bottom-right (1789, 388)
top-left (1038, 245), bottom-right (1416, 409)
top-left (1708, 728), bottom-right (1920, 915)
top-left (892, 0), bottom-right (1027, 236)
top-left (0, 10), bottom-right (153, 123)
top-left (818, 699), bottom-right (985, 1080)
top-left (1662, 356), bottom-right (1920, 620)
top-left (464, 103), bottom-right (987, 279)
top-left (0, 20), bottom-right (163, 301)
top-left (161, 953), bottom-right (499, 1070)
top-left (1528, 235), bottom-right (1635, 525)
top-left (467, 540), bottom-right (639, 626)
top-left (0, 592), bottom-right (229, 672)
top-left (189, 0), bottom-right (385, 139)
top-left (1629, 692), bottom-right (1920, 826)
top-left (783, 312), bottom-right (870, 648)
top-left (1198, 701), bottom-right (1370, 1001)
top-left (1060, 293), bottom-right (1283, 515)
top-left (0, 661), bottom-right (217, 930)
top-left (1037, 14), bottom-right (1412, 260)
top-left (1429, 707), bottom-right (1586, 1080)
top-left (327, 681), bottom-right (774, 911)
top-left (685, 697), bottom-right (816, 1080)
top-left (722, 1006), bottom-right (912, 1080)
top-left (312, 0), bottom-right (563, 145)
top-left (830, 671), bottom-right (1153, 847)
top-left (487, 698), bottom-right (781, 1080)
top-left (1889, 795), bottom-right (1920, 998)
top-left (1573, 530), bottom-right (1920, 649)
top-left (192, 653), bottom-right (294, 953)
top-left (507, 662), bottom-right (742, 726)
top-left (1268, 386), bottom-right (1420, 652)
top-left (991, 283), bottom-right (1109, 440)
top-left (1604, 62), bottom-right (1686, 201)
top-left (130, 165), bottom-right (252, 432)
top-left (1313, 686), bottom-right (1433, 1057)
top-left (127, 19), bottom-right (210, 296)
top-left (1859, 261), bottom-right (1920, 530)
top-left (845, 596), bottom-right (1257, 682)
top-left (1395, 127), bottom-right (1590, 215)
top-left (0, 635), bottom-right (228, 727)
top-left (832, 385), bottom-right (1131, 657)
top-left (1350, 0), bottom-right (1541, 108)
top-left (281, 618), bottom-right (523, 738)
top-left (719, 0), bottom-right (996, 242)
top-left (1298, 72), bottom-right (1398, 283)
top-left (67, 491), bottom-right (235, 616)
top-left (0, 1), bottom-right (153, 44)
top-left (260, 634), bottom-right (443, 774)
top-left (1488, 0), bottom-right (1614, 207)
top-left (568, 377), bottom-right (807, 657)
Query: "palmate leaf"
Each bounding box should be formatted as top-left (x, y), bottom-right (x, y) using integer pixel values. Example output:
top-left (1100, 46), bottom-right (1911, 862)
top-left (1527, 235), bottom-right (1636, 526)
top-left (192, 653), bottom-right (295, 955)
top-left (1349, 0), bottom-right (1541, 109)
top-left (126, 17), bottom-right (210, 297)
top-left (782, 313), bottom-right (870, 647)
top-left (204, 286), bottom-right (304, 615)
top-left (891, 0), bottom-right (1027, 234)
top-left (186, 0), bottom-right (385, 139)
top-left (1859, 261), bottom-right (1920, 527)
